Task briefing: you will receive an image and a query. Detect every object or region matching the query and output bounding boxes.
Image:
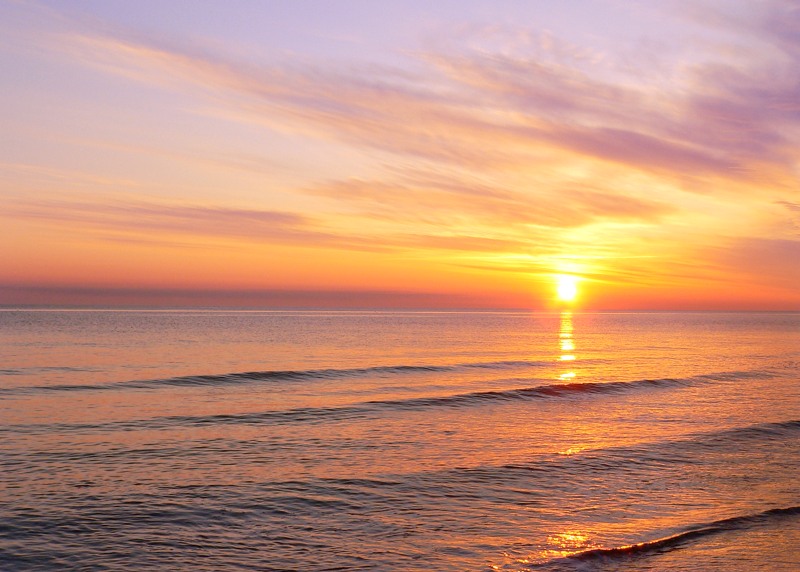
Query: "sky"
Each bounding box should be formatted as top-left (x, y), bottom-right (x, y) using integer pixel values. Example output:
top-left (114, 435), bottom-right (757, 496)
top-left (1, 0), bottom-right (799, 309)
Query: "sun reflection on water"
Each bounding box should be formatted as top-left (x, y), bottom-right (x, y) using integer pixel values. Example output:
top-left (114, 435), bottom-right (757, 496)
top-left (545, 530), bottom-right (597, 557)
top-left (558, 311), bottom-right (576, 379)
top-left (491, 529), bottom-right (598, 570)
top-left (557, 446), bottom-right (585, 456)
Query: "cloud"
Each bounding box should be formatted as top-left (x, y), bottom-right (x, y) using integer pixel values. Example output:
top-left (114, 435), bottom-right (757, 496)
top-left (0, 284), bottom-right (515, 309)
top-left (666, 1), bottom-right (800, 167)
top-left (3, 197), bottom-right (391, 251)
top-left (308, 174), bottom-right (674, 231)
top-left (0, 195), bottom-right (555, 258)
top-left (677, 0), bottom-right (800, 57)
top-left (394, 233), bottom-right (530, 253)
top-left (718, 237), bottom-right (800, 288)
top-left (60, 4), bottom-right (800, 196)
top-left (776, 200), bottom-right (800, 213)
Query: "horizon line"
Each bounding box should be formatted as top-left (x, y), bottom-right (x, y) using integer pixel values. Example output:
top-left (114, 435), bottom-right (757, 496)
top-left (2, 304), bottom-right (799, 314)
top-left (1, 285), bottom-right (797, 312)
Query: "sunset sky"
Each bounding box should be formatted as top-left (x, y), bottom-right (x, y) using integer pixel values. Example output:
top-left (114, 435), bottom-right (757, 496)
top-left (2, 0), bottom-right (799, 309)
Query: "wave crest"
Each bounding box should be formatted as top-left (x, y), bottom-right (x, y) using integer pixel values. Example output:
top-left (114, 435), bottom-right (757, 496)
top-left (561, 506), bottom-right (800, 564)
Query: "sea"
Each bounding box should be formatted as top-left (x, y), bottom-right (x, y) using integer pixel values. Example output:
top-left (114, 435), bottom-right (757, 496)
top-left (1, 309), bottom-right (798, 571)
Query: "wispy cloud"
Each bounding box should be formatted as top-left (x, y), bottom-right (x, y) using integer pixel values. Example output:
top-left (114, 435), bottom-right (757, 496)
top-left (46, 0), bottom-right (797, 221)
top-left (1, 195), bottom-right (547, 257)
top-left (716, 237), bottom-right (800, 289)
top-left (3, 197), bottom-right (380, 249)
top-left (308, 174), bottom-right (674, 230)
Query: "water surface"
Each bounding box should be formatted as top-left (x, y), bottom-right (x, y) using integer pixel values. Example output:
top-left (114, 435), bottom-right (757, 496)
top-left (1, 310), bottom-right (798, 570)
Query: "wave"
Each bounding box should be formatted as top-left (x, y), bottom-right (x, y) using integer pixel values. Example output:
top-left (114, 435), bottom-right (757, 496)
top-left (0, 359), bottom-right (550, 396)
top-left (154, 368), bottom-right (770, 420)
top-left (1, 363), bottom-right (771, 399)
top-left (367, 376), bottom-right (694, 409)
top-left (0, 366), bottom-right (98, 376)
top-left (414, 418), bottom-right (800, 498)
top-left (702, 419), bottom-right (800, 443)
top-left (3, 374), bottom-right (721, 435)
top-left (558, 505), bottom-right (800, 565)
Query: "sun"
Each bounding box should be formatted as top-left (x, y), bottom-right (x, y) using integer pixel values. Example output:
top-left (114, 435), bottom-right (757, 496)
top-left (555, 274), bottom-right (579, 303)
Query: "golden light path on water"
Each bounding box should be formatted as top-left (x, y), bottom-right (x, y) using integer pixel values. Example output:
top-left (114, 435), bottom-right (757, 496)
top-left (559, 311), bottom-right (576, 379)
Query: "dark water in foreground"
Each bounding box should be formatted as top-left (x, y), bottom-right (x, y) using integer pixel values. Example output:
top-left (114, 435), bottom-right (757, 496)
top-left (1, 310), bottom-right (798, 571)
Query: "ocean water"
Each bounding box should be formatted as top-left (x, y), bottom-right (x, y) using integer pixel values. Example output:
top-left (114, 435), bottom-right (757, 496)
top-left (1, 309), bottom-right (798, 571)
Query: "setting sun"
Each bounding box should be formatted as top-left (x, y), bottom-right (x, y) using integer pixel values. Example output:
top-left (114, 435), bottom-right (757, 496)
top-left (556, 275), bottom-right (579, 302)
